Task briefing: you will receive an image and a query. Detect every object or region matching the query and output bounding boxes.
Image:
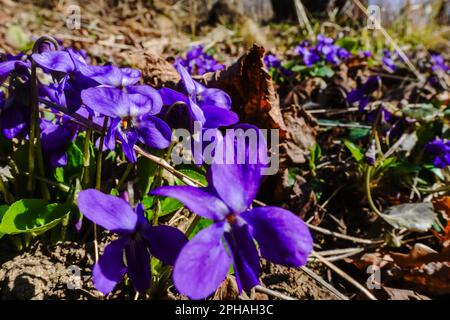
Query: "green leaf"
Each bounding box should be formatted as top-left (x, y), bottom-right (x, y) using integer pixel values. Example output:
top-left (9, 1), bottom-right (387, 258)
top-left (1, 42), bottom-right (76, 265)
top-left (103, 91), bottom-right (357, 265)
top-left (54, 167), bottom-right (65, 183)
top-left (424, 165), bottom-right (445, 180)
top-left (188, 217), bottom-right (213, 239)
top-left (291, 65), bottom-right (311, 73)
top-left (6, 25), bottom-right (30, 51)
top-left (56, 141), bottom-right (84, 183)
top-left (67, 141), bottom-right (84, 170)
top-left (287, 167), bottom-right (301, 187)
top-left (311, 65), bottom-right (334, 78)
top-left (348, 127), bottom-right (371, 141)
top-left (380, 203), bottom-right (436, 232)
top-left (310, 143), bottom-right (322, 163)
top-left (175, 168), bottom-right (207, 186)
top-left (0, 199), bottom-right (71, 235)
top-left (402, 104), bottom-right (441, 122)
top-left (344, 139), bottom-right (364, 162)
top-left (0, 205), bottom-right (9, 239)
top-left (136, 156), bottom-right (159, 194)
top-left (143, 195), bottom-right (183, 218)
top-left (159, 197), bottom-right (183, 217)
top-left (335, 37), bottom-right (358, 52)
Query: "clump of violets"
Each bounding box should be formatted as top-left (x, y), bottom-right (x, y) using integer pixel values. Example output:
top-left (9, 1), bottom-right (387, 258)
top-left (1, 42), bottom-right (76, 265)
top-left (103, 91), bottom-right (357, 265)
top-left (347, 75), bottom-right (381, 110)
top-left (294, 40), bottom-right (320, 66)
top-left (77, 189), bottom-right (188, 294)
top-left (152, 141), bottom-right (313, 299)
top-left (430, 54), bottom-right (450, 73)
top-left (294, 35), bottom-right (351, 67)
top-left (175, 45), bottom-right (225, 76)
top-left (425, 138), bottom-right (450, 168)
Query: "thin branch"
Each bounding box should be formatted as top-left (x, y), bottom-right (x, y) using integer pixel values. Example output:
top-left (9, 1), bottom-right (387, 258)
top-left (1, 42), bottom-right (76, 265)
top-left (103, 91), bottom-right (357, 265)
top-left (311, 251), bottom-right (377, 300)
top-left (300, 266), bottom-right (349, 300)
top-left (254, 285), bottom-right (297, 300)
top-left (352, 0), bottom-right (423, 81)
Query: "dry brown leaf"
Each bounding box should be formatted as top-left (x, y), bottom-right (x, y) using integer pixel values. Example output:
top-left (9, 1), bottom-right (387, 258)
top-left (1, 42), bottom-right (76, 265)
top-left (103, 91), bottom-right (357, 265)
top-left (202, 44), bottom-right (317, 165)
top-left (281, 105), bottom-right (318, 164)
top-left (390, 243), bottom-right (447, 267)
top-left (400, 262), bottom-right (450, 296)
top-left (125, 52), bottom-right (180, 88)
top-left (212, 276), bottom-right (240, 300)
top-left (345, 252), bottom-right (394, 269)
top-left (380, 286), bottom-right (431, 300)
top-left (432, 195), bottom-right (450, 216)
top-left (202, 44), bottom-right (287, 137)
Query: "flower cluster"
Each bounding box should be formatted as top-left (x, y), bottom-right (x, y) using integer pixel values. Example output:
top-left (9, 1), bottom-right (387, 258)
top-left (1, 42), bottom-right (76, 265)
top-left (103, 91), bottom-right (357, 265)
top-left (425, 138), bottom-right (450, 168)
top-left (294, 35), bottom-right (351, 66)
top-left (175, 45), bottom-right (225, 75)
top-left (0, 37), bottom-right (313, 299)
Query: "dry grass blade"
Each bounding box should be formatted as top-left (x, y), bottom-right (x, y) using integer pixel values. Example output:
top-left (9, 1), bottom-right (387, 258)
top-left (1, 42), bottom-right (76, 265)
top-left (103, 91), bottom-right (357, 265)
top-left (312, 251), bottom-right (378, 300)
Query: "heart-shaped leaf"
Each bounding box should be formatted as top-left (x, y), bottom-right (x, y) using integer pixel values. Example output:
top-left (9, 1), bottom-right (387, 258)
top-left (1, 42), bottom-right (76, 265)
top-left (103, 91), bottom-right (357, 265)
top-left (380, 203), bottom-right (436, 232)
top-left (0, 199), bottom-right (71, 235)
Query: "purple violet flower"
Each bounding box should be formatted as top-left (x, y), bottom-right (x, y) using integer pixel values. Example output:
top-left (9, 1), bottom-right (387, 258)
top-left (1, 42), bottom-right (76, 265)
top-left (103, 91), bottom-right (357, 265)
top-left (0, 60), bottom-right (31, 139)
top-left (264, 54), bottom-right (282, 69)
top-left (0, 53), bottom-right (31, 83)
top-left (382, 49), bottom-right (397, 72)
top-left (40, 118), bottom-right (77, 167)
top-left (176, 45), bottom-right (224, 75)
top-left (81, 85), bottom-right (172, 163)
top-left (431, 54), bottom-right (450, 73)
top-left (159, 64), bottom-right (238, 131)
top-left (294, 41), bottom-right (320, 66)
top-left (264, 54), bottom-right (292, 78)
top-left (425, 138), bottom-right (450, 168)
top-left (359, 50), bottom-right (372, 58)
top-left (77, 189), bottom-right (188, 294)
top-left (347, 75), bottom-right (381, 110)
top-left (32, 49), bottom-right (142, 113)
top-left (152, 152), bottom-right (313, 299)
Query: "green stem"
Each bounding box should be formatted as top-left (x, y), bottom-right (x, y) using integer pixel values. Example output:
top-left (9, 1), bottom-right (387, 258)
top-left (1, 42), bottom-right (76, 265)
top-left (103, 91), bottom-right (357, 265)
top-left (0, 176), bottom-right (13, 204)
top-left (27, 62), bottom-right (37, 192)
top-left (95, 117), bottom-right (109, 190)
top-left (93, 117), bottom-right (108, 263)
top-left (82, 115), bottom-right (93, 188)
top-left (117, 163), bottom-right (134, 190)
top-left (185, 215), bottom-right (201, 238)
top-left (27, 36), bottom-right (59, 196)
top-left (27, 60), bottom-right (50, 200)
top-left (23, 171), bottom-right (70, 192)
top-left (365, 166), bottom-right (382, 216)
top-left (35, 120), bottom-right (50, 200)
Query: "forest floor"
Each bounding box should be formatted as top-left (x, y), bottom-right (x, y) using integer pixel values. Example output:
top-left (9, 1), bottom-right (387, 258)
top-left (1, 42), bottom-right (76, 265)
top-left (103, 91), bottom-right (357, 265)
top-left (0, 0), bottom-right (449, 300)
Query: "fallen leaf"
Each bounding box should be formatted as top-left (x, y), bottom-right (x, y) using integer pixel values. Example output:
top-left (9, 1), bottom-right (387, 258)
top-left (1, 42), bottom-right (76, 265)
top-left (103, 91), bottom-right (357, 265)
top-left (125, 52), bottom-right (180, 88)
top-left (380, 286), bottom-right (431, 300)
top-left (390, 243), bottom-right (448, 267)
top-left (202, 44), bottom-right (317, 165)
top-left (380, 202), bottom-right (436, 232)
top-left (202, 44), bottom-right (287, 137)
top-left (213, 276), bottom-right (240, 300)
top-left (281, 105), bottom-right (318, 164)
